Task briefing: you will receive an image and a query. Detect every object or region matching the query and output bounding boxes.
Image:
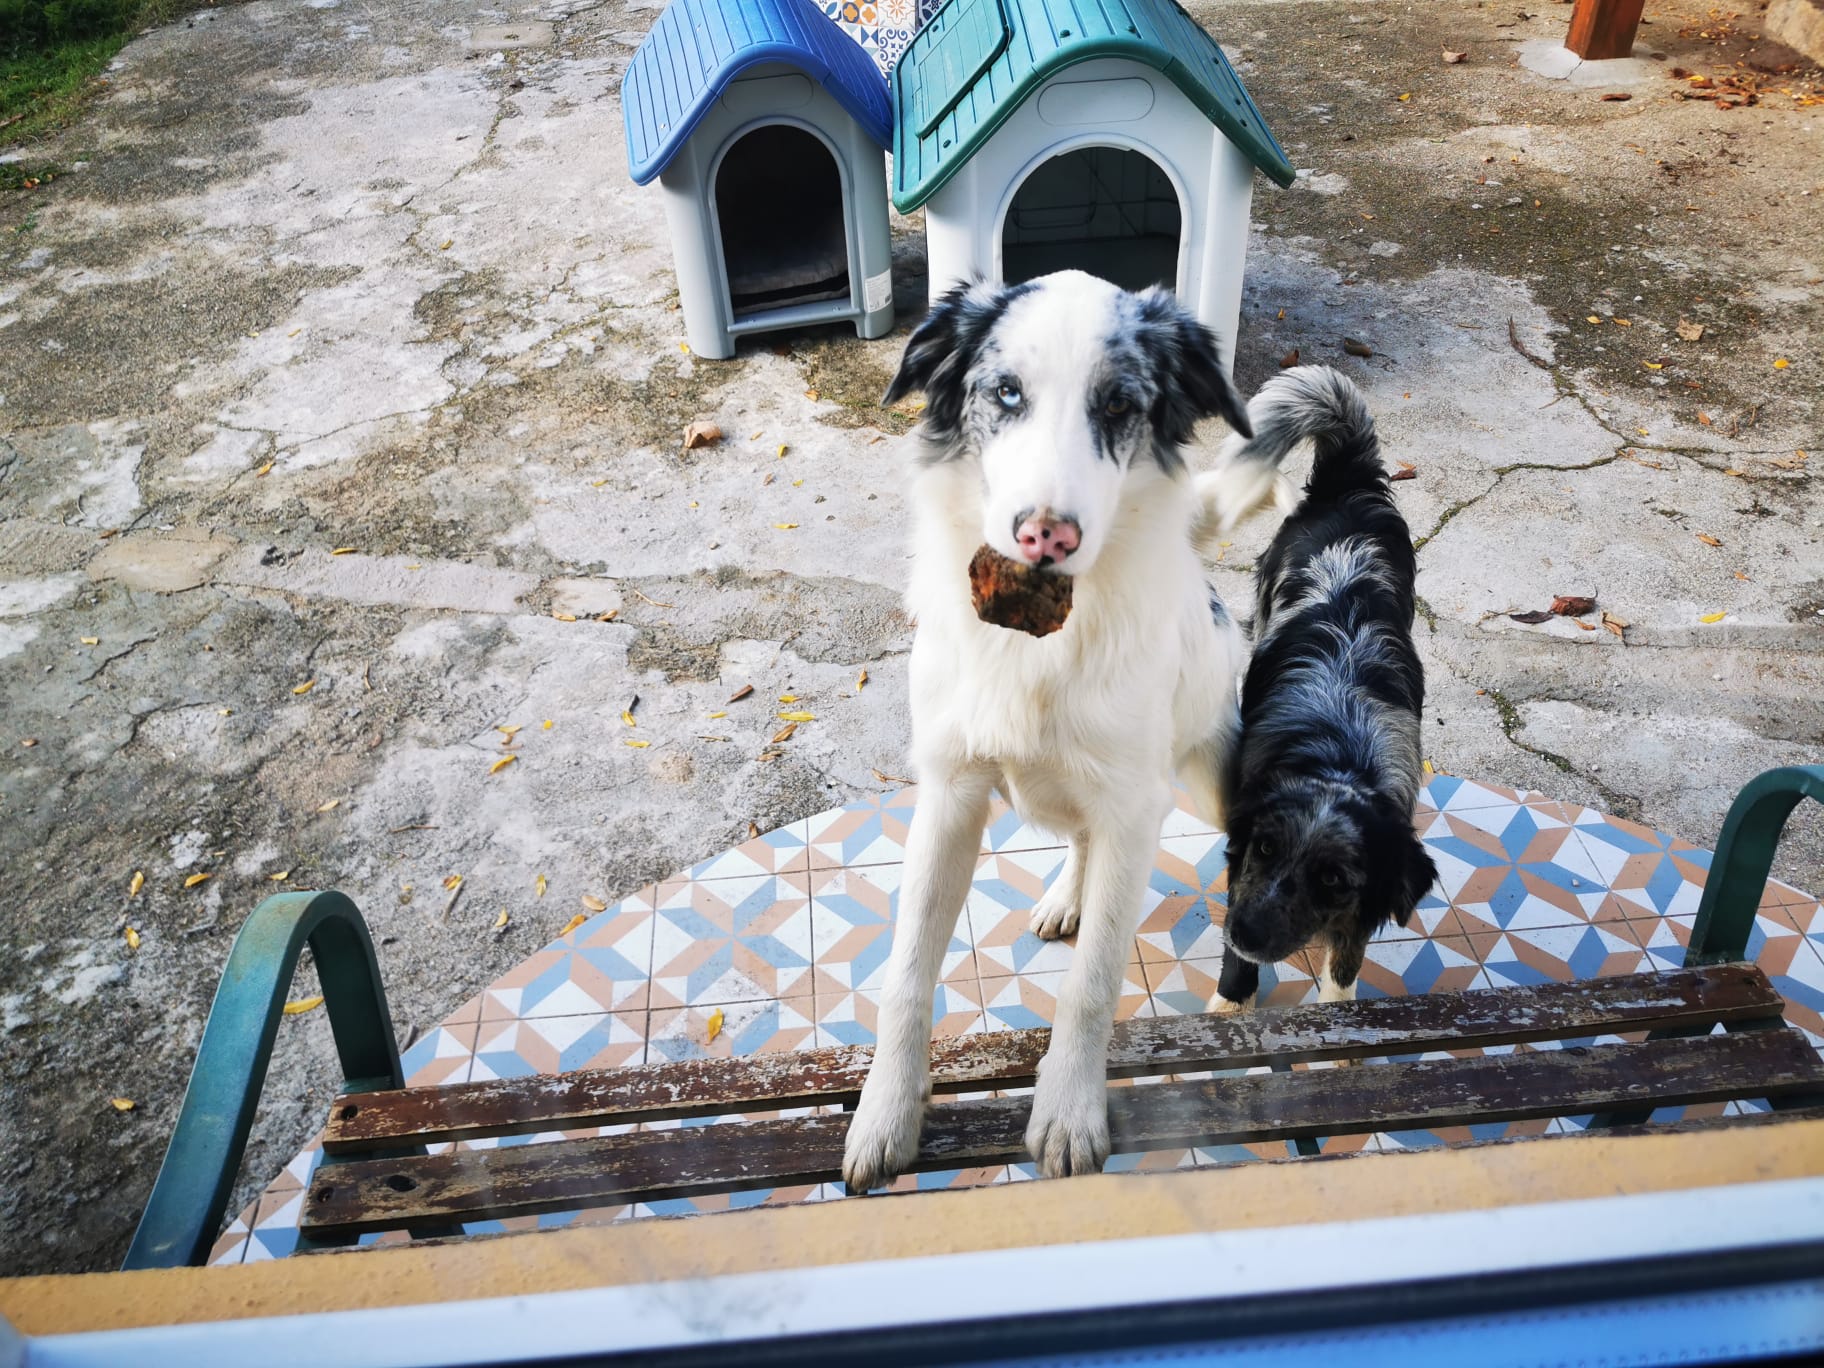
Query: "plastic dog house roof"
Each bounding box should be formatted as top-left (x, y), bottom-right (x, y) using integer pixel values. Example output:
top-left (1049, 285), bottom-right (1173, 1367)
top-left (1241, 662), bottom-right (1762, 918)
top-left (889, 0), bottom-right (1295, 211)
top-left (622, 0), bottom-right (893, 186)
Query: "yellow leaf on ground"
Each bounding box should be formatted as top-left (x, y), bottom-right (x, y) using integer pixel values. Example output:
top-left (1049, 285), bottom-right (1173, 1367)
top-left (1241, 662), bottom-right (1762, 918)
top-left (1774, 358), bottom-right (1790, 369)
top-left (283, 995), bottom-right (324, 1015)
top-left (494, 909), bottom-right (509, 929)
top-left (124, 926), bottom-right (140, 950)
top-left (625, 739), bottom-right (650, 748)
top-left (536, 873), bottom-right (547, 898)
top-left (857, 670), bottom-right (868, 690)
top-left (1699, 612), bottom-right (1727, 624)
top-left (774, 523), bottom-right (799, 530)
top-left (1397, 92), bottom-right (1411, 101)
top-left (1613, 318), bottom-right (1631, 326)
top-left (489, 754), bottom-right (518, 774)
top-left (1643, 362), bottom-right (1663, 371)
top-left (129, 870), bottom-right (144, 898)
top-left (582, 895), bottom-right (608, 912)
top-left (553, 612), bottom-right (578, 622)
top-left (707, 711), bottom-right (727, 719)
top-left (777, 444), bottom-right (788, 458)
top-left (707, 1007), bottom-right (724, 1043)
top-left (270, 871), bottom-right (289, 882)
top-left (1422, 759), bottom-right (1435, 776)
top-left (80, 636), bottom-right (99, 645)
top-left (559, 912), bottom-right (588, 935)
top-left (110, 1098), bottom-right (136, 1112)
top-left (219, 708), bottom-right (233, 716)
top-left (1586, 316), bottom-right (1603, 324)
top-left (1635, 428), bottom-right (1650, 437)
top-left (443, 874), bottom-right (462, 891)
top-left (498, 724), bottom-right (522, 738)
top-left (777, 711), bottom-right (814, 722)
top-left (779, 694), bottom-right (798, 703)
top-left (679, 343), bottom-right (690, 353)
top-left (255, 462), bottom-right (273, 477)
top-left (771, 722), bottom-right (798, 744)
top-left (292, 680), bottom-right (316, 695)
top-left (331, 547), bottom-right (356, 556)
top-left (542, 719), bottom-right (554, 730)
top-left (621, 710), bottom-right (637, 727)
top-left (317, 799), bottom-right (340, 812)
top-left (184, 872), bottom-right (211, 888)
top-left (439, 240), bottom-right (453, 251)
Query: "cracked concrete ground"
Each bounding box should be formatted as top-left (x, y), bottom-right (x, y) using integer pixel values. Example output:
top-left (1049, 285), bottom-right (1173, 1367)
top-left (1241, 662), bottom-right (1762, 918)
top-left (1, 0), bottom-right (1819, 1275)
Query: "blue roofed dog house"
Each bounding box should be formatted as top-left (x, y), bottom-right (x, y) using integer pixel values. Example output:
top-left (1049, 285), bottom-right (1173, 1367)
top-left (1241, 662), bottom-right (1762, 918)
top-left (891, 0), bottom-right (1293, 354)
top-left (622, 0), bottom-right (897, 359)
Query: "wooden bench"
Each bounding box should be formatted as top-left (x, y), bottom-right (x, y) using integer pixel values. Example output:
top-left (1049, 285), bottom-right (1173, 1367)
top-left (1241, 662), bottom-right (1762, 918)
top-left (123, 764), bottom-right (1824, 1267)
top-left (296, 962), bottom-right (1824, 1244)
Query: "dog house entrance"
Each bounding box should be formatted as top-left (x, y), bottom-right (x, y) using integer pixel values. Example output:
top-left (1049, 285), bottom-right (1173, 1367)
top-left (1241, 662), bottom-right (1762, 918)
top-left (1001, 147), bottom-right (1181, 292)
top-left (714, 125), bottom-right (851, 317)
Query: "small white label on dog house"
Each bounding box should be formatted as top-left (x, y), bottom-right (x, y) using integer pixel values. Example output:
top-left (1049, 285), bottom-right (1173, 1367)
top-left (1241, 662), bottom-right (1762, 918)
top-left (865, 270), bottom-right (892, 313)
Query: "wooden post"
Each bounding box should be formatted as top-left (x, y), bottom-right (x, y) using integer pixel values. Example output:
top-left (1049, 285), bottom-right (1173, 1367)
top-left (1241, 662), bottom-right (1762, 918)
top-left (1566, 0), bottom-right (1647, 60)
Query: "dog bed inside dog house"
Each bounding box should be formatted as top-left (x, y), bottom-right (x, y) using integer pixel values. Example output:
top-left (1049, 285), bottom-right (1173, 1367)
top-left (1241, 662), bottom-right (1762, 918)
top-left (891, 0), bottom-right (1294, 343)
top-left (622, 0), bottom-right (897, 359)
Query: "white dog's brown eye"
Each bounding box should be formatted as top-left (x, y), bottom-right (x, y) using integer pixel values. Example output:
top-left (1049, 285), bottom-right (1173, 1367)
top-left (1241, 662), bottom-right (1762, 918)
top-left (1104, 396), bottom-right (1131, 417)
top-left (997, 383), bottom-right (1022, 409)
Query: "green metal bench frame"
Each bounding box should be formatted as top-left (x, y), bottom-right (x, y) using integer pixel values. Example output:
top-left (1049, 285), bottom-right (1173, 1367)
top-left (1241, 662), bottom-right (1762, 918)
top-left (122, 765), bottom-right (1824, 1269)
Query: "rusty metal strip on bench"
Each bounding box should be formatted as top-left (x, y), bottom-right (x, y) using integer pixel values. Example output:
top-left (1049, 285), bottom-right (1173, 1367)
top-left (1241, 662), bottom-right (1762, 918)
top-left (322, 964), bottom-right (1782, 1154)
top-left (301, 1023), bottom-right (1824, 1238)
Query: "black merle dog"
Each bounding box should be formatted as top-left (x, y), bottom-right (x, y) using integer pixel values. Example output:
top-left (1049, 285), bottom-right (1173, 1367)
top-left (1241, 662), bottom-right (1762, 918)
top-left (1196, 365), bottom-right (1439, 1011)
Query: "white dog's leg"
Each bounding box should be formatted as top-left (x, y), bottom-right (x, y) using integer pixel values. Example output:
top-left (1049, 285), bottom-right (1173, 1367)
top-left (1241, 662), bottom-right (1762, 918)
top-left (1025, 791), bottom-right (1168, 1178)
top-left (1030, 836), bottom-right (1087, 940)
top-left (842, 768), bottom-right (994, 1192)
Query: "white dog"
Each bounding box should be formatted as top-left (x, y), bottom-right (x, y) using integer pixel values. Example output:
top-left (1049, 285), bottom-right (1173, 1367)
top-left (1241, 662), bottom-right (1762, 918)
top-left (840, 272), bottom-right (1253, 1189)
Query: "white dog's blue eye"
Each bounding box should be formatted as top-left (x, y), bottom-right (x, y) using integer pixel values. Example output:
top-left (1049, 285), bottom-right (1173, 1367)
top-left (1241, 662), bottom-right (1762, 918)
top-left (996, 383), bottom-right (1022, 409)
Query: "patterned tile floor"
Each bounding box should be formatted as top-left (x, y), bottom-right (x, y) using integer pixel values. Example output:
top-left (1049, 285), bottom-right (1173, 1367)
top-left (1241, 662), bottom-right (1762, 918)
top-left (208, 775), bottom-right (1824, 1263)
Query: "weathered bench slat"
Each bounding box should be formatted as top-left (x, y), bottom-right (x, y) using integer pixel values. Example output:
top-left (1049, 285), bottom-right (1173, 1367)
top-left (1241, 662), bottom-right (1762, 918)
top-left (301, 1026), bottom-right (1824, 1238)
top-left (322, 964), bottom-right (1781, 1153)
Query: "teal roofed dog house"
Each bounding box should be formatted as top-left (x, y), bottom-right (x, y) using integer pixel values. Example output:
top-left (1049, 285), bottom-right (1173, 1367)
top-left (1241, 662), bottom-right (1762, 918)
top-left (623, 0), bottom-right (897, 359)
top-left (892, 0), bottom-right (1294, 350)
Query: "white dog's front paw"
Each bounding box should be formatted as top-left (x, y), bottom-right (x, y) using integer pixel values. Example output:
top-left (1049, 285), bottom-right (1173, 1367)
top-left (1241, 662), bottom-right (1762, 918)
top-left (1209, 993), bottom-right (1252, 1016)
top-left (1029, 883), bottom-right (1081, 940)
top-left (1024, 1066), bottom-right (1110, 1178)
top-left (841, 1081), bottom-right (925, 1193)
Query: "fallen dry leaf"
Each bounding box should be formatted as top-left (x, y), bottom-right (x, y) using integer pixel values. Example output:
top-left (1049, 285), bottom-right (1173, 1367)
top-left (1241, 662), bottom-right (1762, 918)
top-left (857, 669), bottom-right (868, 690)
top-left (776, 443), bottom-right (788, 459)
top-left (707, 710), bottom-right (728, 720)
top-left (1342, 338), bottom-right (1373, 359)
top-left (1551, 595), bottom-right (1597, 616)
top-left (774, 523), bottom-right (799, 530)
top-left (494, 909), bottom-right (509, 931)
top-left (543, 719), bottom-right (553, 730)
top-left (536, 873), bottom-right (547, 898)
top-left (1677, 320), bottom-right (1706, 342)
top-left (110, 1097), bottom-right (137, 1112)
top-left (1599, 92), bottom-right (1632, 101)
top-left (1772, 450), bottom-right (1808, 470)
top-left (728, 684), bottom-right (755, 703)
top-left (80, 636), bottom-right (99, 645)
top-left (270, 870), bottom-right (290, 882)
top-left (621, 709), bottom-right (637, 727)
top-left (625, 739), bottom-right (650, 748)
top-left (596, 610), bottom-right (618, 622)
top-left (184, 872), bottom-right (212, 888)
top-left (1697, 411), bottom-right (1713, 426)
top-left (1509, 610), bottom-right (1554, 625)
top-left (283, 995), bottom-right (324, 1015)
top-left (1390, 462), bottom-right (1418, 482)
top-left (582, 894), bottom-right (608, 912)
top-left (129, 870), bottom-right (144, 899)
top-left (559, 912), bottom-right (588, 936)
top-left (1442, 48), bottom-right (1467, 63)
top-left (498, 724), bottom-right (522, 739)
top-left (1643, 361), bottom-right (1664, 371)
top-left (1613, 318), bottom-right (1631, 327)
top-left (1696, 534), bottom-right (1722, 547)
top-left (255, 461), bottom-right (273, 477)
top-left (124, 925), bottom-right (140, 950)
top-left (771, 722), bottom-right (798, 744)
top-left (778, 711), bottom-right (814, 723)
top-left (489, 754), bottom-right (518, 775)
top-left (1574, 620), bottom-right (1597, 631)
top-left (683, 421), bottom-right (723, 450)
top-left (1587, 316), bottom-right (1604, 325)
top-left (292, 680), bottom-right (316, 696)
top-left (1279, 347), bottom-right (1300, 369)
top-left (748, 821), bottom-right (760, 839)
top-left (553, 612), bottom-right (578, 623)
top-left (871, 767), bottom-right (914, 785)
top-left (706, 1007), bottom-right (724, 1043)
top-left (1699, 612), bottom-right (1727, 624)
top-left (331, 547), bottom-right (356, 556)
top-left (1422, 759), bottom-right (1435, 777)
top-left (443, 875), bottom-right (463, 891)
top-left (1773, 358), bottom-right (1790, 369)
top-left (316, 798), bottom-right (340, 813)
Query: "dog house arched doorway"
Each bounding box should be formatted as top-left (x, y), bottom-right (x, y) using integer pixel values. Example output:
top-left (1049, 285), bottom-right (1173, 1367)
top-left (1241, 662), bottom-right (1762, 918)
top-left (713, 122), bottom-right (853, 319)
top-left (999, 144), bottom-right (1185, 293)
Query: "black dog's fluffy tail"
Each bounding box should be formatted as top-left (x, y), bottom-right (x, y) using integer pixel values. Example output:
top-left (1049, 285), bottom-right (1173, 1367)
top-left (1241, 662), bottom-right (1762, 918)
top-left (1193, 366), bottom-right (1384, 538)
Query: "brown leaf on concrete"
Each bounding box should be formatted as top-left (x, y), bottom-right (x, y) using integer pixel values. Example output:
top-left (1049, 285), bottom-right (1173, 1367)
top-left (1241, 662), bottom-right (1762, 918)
top-left (1390, 462), bottom-right (1418, 482)
top-left (1550, 595), bottom-right (1597, 616)
top-left (683, 422), bottom-right (722, 450)
top-left (1442, 48), bottom-right (1468, 63)
top-left (1509, 610), bottom-right (1553, 625)
top-left (1342, 337), bottom-right (1374, 358)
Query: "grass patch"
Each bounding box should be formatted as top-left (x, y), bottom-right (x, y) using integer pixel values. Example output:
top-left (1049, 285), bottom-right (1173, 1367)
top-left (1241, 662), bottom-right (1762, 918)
top-left (2, 0), bottom-right (199, 146)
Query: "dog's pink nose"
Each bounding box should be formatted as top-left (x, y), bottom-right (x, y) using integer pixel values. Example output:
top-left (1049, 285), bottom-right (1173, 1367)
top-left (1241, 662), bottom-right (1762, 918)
top-left (1014, 510), bottom-right (1081, 566)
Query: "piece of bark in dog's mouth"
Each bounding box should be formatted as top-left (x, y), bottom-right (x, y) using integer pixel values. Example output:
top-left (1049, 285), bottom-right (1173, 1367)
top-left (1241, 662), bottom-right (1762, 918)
top-left (968, 544), bottom-right (1073, 638)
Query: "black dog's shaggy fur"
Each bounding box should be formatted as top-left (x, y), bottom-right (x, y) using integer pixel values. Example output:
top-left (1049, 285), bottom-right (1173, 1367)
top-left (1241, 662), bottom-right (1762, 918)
top-left (1209, 366), bottom-right (1438, 1008)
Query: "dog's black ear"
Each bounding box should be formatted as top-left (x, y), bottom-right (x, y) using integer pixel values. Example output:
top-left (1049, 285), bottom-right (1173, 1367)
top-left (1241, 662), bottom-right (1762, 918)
top-left (1363, 813), bottom-right (1437, 930)
top-left (1132, 288), bottom-right (1252, 445)
top-left (883, 279), bottom-right (1026, 442)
